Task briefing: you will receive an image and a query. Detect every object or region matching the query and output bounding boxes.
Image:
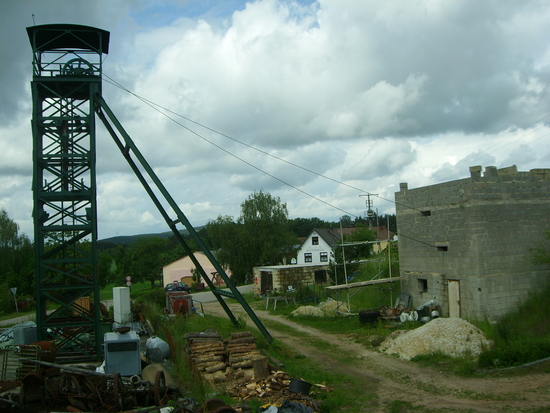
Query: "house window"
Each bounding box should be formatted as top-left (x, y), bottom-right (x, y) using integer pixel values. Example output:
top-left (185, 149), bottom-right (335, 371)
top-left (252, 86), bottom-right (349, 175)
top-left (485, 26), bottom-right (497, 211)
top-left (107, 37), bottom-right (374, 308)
top-left (304, 253), bottom-right (312, 263)
top-left (418, 279), bottom-right (428, 293)
top-left (312, 236), bottom-right (319, 245)
top-left (320, 252), bottom-right (328, 262)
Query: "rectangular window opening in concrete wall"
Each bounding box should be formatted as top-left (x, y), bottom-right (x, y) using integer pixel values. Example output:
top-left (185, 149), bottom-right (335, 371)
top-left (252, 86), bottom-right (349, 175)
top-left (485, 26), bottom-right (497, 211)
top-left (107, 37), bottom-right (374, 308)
top-left (421, 210), bottom-right (431, 216)
top-left (418, 279), bottom-right (428, 293)
top-left (320, 252), bottom-right (328, 262)
top-left (312, 236), bottom-right (319, 245)
top-left (315, 270), bottom-right (327, 283)
top-left (304, 253), bottom-right (312, 262)
top-left (435, 241), bottom-right (449, 252)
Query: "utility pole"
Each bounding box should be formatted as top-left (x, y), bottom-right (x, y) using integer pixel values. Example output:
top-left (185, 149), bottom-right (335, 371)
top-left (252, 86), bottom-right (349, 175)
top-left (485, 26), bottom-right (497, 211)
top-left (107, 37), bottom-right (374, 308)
top-left (360, 193), bottom-right (378, 229)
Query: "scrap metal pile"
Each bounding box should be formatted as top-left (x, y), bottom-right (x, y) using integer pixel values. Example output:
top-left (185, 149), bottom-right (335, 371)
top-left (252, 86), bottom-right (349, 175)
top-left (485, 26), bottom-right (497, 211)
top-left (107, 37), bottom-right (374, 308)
top-left (0, 343), bottom-right (186, 412)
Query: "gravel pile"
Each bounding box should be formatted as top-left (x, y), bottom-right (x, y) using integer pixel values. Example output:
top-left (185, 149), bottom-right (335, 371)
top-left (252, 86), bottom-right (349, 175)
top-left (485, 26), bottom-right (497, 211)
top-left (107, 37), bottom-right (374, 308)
top-left (290, 306), bottom-right (324, 317)
top-left (379, 317), bottom-right (491, 360)
top-left (317, 300), bottom-right (349, 313)
top-left (290, 299), bottom-right (349, 317)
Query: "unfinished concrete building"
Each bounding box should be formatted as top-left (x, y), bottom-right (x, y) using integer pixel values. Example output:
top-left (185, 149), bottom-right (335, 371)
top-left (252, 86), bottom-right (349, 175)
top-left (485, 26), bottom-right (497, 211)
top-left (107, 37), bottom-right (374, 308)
top-left (395, 165), bottom-right (550, 320)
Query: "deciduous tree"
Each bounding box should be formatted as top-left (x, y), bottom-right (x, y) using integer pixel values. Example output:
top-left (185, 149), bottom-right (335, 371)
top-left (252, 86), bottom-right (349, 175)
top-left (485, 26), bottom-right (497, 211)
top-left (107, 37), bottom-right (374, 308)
top-left (126, 236), bottom-right (175, 288)
top-left (0, 209), bottom-right (34, 298)
top-left (207, 191), bottom-right (297, 284)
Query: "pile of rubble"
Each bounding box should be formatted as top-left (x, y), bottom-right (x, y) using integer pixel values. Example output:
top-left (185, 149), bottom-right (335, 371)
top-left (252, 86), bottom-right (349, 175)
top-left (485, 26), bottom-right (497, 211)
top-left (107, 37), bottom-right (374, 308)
top-left (379, 317), bottom-right (492, 360)
top-left (290, 299), bottom-right (349, 317)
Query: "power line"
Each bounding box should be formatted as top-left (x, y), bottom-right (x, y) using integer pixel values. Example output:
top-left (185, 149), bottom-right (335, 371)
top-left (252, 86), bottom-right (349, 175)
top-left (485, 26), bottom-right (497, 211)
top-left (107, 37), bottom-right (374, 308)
top-left (102, 75), bottom-right (549, 248)
top-left (103, 74), bottom-right (429, 214)
top-left (103, 75), bottom-right (359, 218)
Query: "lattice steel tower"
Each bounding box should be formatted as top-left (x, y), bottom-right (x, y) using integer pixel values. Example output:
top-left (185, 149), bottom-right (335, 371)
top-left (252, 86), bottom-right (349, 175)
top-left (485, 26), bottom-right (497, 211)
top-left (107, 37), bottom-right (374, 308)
top-left (27, 25), bottom-right (109, 360)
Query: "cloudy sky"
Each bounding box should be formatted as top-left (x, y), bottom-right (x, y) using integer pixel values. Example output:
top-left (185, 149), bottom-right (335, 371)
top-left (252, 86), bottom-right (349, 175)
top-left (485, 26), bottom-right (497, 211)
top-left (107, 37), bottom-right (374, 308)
top-left (2, 0), bottom-right (550, 240)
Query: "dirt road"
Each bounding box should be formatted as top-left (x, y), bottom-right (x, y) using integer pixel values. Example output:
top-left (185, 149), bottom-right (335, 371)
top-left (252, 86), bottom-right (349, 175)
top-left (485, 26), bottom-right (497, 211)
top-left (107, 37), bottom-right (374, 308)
top-left (202, 301), bottom-right (550, 412)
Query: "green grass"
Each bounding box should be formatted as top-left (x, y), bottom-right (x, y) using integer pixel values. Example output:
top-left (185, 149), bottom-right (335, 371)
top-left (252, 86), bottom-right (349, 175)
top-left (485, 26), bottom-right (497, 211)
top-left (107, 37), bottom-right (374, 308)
top-left (0, 282), bottom-right (158, 324)
top-left (0, 309), bottom-right (36, 322)
top-left (410, 352), bottom-right (481, 377)
top-left (130, 279), bottom-right (550, 412)
top-left (475, 284), bottom-right (550, 369)
top-left (140, 304), bottom-right (377, 413)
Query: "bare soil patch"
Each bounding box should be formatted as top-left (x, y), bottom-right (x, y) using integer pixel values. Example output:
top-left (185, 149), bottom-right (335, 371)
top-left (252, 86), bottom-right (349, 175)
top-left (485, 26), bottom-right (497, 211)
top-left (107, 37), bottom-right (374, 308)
top-left (201, 301), bottom-right (550, 412)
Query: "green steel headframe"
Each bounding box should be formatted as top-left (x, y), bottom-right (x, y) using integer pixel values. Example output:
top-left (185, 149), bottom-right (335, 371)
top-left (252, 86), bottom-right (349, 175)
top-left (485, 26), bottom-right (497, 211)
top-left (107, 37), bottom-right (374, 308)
top-left (29, 24), bottom-right (272, 351)
top-left (28, 24), bottom-right (109, 361)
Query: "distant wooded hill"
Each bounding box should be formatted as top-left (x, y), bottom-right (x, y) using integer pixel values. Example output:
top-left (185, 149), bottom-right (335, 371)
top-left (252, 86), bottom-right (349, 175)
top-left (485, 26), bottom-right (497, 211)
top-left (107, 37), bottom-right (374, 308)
top-left (98, 226), bottom-right (204, 246)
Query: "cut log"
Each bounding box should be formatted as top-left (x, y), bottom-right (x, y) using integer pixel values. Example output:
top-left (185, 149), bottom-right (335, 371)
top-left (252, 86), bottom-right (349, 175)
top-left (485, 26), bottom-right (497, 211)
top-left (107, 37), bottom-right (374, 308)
top-left (190, 342), bottom-right (225, 350)
top-left (228, 353), bottom-right (262, 364)
top-left (231, 361), bottom-right (253, 369)
top-left (194, 355), bottom-right (224, 364)
top-left (204, 362), bottom-right (227, 374)
top-left (227, 344), bottom-right (257, 353)
top-left (227, 337), bottom-right (256, 345)
top-left (253, 358), bottom-right (269, 379)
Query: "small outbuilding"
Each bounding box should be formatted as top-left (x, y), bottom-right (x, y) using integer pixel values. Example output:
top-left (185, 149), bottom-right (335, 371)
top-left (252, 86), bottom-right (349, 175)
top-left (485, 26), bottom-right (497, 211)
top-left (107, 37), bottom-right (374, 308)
top-left (162, 252), bottom-right (229, 288)
top-left (252, 264), bottom-right (330, 296)
top-left (395, 165), bottom-right (550, 320)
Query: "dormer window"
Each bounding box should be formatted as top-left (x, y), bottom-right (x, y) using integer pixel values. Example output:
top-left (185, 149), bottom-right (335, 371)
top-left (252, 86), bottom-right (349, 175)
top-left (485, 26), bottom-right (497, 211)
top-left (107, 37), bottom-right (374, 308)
top-left (312, 236), bottom-right (319, 245)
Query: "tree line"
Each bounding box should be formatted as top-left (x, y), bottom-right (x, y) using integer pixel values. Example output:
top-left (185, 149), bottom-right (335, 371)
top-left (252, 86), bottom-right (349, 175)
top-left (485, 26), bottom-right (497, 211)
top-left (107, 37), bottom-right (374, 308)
top-left (0, 195), bottom-right (398, 305)
top-left (99, 191), bottom-right (396, 286)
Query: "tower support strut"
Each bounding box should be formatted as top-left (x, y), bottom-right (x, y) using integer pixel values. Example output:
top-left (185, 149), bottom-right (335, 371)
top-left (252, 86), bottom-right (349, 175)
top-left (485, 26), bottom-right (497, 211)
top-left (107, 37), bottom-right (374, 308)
top-left (94, 94), bottom-right (273, 344)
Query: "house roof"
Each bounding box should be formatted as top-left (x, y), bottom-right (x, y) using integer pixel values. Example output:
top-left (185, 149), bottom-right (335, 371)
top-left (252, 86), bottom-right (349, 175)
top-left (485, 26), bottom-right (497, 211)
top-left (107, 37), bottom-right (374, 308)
top-left (304, 226), bottom-right (396, 249)
top-left (313, 228), bottom-right (344, 247)
top-left (371, 226), bottom-right (396, 241)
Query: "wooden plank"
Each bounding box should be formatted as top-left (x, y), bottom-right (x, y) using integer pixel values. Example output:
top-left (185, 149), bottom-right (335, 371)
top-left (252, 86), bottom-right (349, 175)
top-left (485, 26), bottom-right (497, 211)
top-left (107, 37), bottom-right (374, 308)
top-left (325, 277), bottom-right (404, 290)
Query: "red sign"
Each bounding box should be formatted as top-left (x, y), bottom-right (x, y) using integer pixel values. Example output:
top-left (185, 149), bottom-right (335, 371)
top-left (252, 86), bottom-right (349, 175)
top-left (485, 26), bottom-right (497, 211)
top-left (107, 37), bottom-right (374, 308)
top-left (126, 281), bottom-right (132, 287)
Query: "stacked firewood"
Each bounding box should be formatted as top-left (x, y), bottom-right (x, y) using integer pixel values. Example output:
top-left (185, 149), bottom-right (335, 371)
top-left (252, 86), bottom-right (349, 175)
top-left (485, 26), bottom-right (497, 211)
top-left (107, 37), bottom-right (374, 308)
top-left (184, 330), bottom-right (324, 411)
top-left (184, 330), bottom-right (268, 383)
top-left (184, 331), bottom-right (227, 379)
top-left (227, 332), bottom-right (267, 376)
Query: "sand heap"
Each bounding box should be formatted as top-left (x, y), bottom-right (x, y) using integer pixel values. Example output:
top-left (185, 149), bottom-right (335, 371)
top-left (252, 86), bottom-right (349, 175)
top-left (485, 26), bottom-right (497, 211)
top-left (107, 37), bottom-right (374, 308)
top-left (290, 299), bottom-right (349, 317)
top-left (379, 317), bottom-right (491, 360)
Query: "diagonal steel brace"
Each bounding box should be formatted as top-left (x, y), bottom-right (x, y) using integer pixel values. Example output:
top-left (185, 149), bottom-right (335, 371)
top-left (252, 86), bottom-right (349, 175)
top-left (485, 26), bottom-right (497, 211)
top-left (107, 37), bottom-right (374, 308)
top-left (93, 93), bottom-right (272, 343)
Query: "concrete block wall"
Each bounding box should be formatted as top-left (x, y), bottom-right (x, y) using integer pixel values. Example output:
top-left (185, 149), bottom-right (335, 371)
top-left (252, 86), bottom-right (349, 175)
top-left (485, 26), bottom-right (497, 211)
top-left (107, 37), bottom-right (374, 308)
top-left (395, 165), bottom-right (550, 320)
top-left (253, 264), bottom-right (330, 295)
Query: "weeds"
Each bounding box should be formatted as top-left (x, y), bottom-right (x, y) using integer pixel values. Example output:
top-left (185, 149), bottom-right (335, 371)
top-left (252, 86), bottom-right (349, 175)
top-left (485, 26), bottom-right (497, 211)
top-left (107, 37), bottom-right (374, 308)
top-left (410, 352), bottom-right (480, 377)
top-left (476, 284), bottom-right (550, 369)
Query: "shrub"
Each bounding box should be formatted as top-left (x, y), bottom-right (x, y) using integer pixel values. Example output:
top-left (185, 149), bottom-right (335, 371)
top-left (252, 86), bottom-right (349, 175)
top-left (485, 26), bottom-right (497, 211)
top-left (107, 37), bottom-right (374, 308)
top-left (134, 287), bottom-right (166, 309)
top-left (477, 284), bottom-right (550, 369)
top-left (0, 283), bottom-right (15, 314)
top-left (478, 337), bottom-right (550, 369)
